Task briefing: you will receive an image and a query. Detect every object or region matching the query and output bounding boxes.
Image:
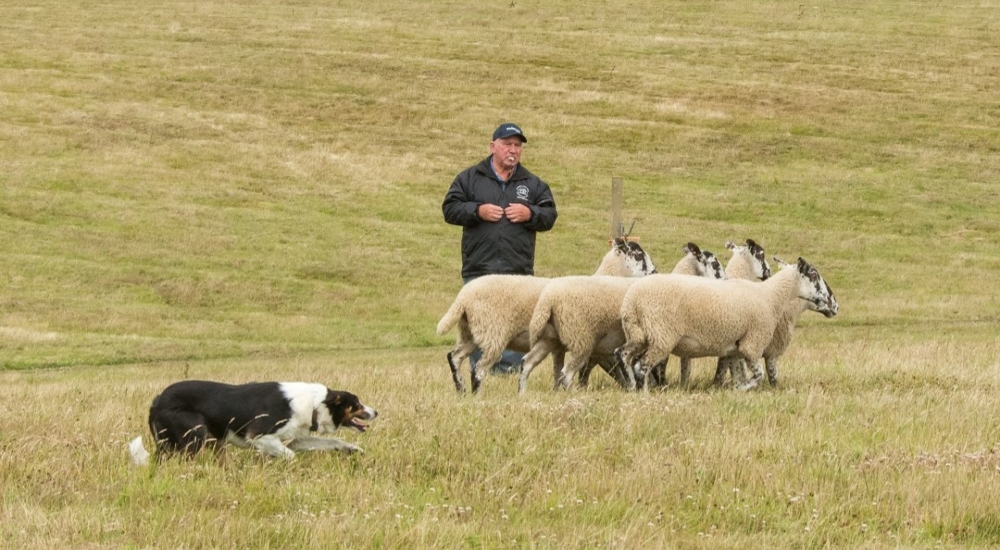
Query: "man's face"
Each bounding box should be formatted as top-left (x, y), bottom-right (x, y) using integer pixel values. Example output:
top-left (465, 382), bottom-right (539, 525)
top-left (490, 137), bottom-right (524, 172)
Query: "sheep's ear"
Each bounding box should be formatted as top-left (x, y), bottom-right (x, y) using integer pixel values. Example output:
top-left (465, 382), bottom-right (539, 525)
top-left (684, 242), bottom-right (702, 257)
top-left (773, 256), bottom-right (790, 269)
top-left (624, 241), bottom-right (649, 262)
top-left (798, 258), bottom-right (823, 281)
top-left (748, 240), bottom-right (767, 260)
top-left (797, 257), bottom-right (816, 277)
top-left (725, 241), bottom-right (736, 251)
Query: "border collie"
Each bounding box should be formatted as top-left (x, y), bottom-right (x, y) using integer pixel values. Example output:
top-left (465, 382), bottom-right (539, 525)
top-left (129, 380), bottom-right (377, 465)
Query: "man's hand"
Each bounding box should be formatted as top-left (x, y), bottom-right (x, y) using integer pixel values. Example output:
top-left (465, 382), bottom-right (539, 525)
top-left (477, 204), bottom-right (505, 222)
top-left (478, 203), bottom-right (532, 223)
top-left (504, 203), bottom-right (532, 223)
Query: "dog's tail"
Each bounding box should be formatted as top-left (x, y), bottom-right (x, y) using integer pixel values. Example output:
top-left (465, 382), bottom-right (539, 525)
top-left (129, 436), bottom-right (151, 466)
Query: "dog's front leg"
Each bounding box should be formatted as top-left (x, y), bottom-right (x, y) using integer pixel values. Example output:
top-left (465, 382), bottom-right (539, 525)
top-left (225, 432), bottom-right (251, 449)
top-left (250, 434), bottom-right (296, 459)
top-left (287, 436), bottom-right (363, 454)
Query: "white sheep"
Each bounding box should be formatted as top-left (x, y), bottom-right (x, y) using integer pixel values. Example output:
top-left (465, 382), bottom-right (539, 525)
top-left (723, 238), bottom-right (771, 281)
top-left (518, 242), bottom-right (719, 392)
top-left (620, 243), bottom-right (724, 388)
top-left (616, 257), bottom-right (838, 391)
top-left (643, 239), bottom-right (771, 389)
top-left (574, 243), bottom-right (728, 389)
top-left (709, 244), bottom-right (843, 391)
top-left (672, 238), bottom-right (773, 389)
top-left (757, 256), bottom-right (839, 387)
top-left (706, 239), bottom-right (773, 389)
top-left (436, 237), bottom-right (657, 393)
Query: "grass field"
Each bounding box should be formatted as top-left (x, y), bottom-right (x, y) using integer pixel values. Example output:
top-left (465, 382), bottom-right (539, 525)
top-left (2, 0), bottom-right (1000, 548)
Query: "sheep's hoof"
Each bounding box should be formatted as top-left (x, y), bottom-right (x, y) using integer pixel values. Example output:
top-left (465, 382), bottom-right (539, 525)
top-left (471, 371), bottom-right (484, 394)
top-left (649, 364), bottom-right (667, 388)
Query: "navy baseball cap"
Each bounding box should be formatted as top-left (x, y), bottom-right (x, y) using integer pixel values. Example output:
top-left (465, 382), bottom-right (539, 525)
top-left (492, 123), bottom-right (527, 143)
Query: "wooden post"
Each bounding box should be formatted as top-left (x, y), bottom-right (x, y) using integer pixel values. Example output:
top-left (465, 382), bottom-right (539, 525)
top-left (609, 176), bottom-right (624, 241)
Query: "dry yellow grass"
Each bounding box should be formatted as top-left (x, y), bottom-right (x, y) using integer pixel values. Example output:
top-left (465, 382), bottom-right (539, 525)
top-left (3, 336), bottom-right (1000, 548)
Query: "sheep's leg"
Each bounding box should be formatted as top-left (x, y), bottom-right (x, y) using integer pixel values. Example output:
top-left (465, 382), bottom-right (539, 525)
top-left (446, 352), bottom-right (464, 392)
top-left (730, 359), bottom-right (755, 391)
top-left (578, 359), bottom-right (597, 388)
top-left (518, 340), bottom-right (558, 395)
top-left (628, 354), bottom-right (653, 392)
top-left (640, 341), bottom-right (676, 393)
top-left (738, 359), bottom-right (763, 390)
top-left (726, 357), bottom-right (748, 387)
top-left (646, 359), bottom-right (668, 389)
top-left (592, 356), bottom-right (632, 389)
top-left (713, 356), bottom-right (749, 389)
top-left (614, 344), bottom-right (644, 391)
top-left (730, 354), bottom-right (764, 391)
top-left (447, 341), bottom-right (477, 393)
top-left (765, 356), bottom-right (779, 387)
top-left (551, 350), bottom-right (566, 388)
top-left (679, 357), bottom-right (692, 389)
top-left (577, 361), bottom-right (592, 387)
top-left (556, 353), bottom-right (589, 390)
top-left (579, 352), bottom-right (623, 388)
top-left (712, 358), bottom-right (728, 387)
top-left (614, 346), bottom-right (636, 391)
top-left (471, 347), bottom-right (503, 394)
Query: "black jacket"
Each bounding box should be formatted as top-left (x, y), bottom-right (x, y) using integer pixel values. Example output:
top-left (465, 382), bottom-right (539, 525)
top-left (443, 156), bottom-right (557, 280)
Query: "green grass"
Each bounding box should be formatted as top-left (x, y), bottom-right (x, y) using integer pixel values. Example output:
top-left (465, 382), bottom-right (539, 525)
top-left (2, 0), bottom-right (1000, 547)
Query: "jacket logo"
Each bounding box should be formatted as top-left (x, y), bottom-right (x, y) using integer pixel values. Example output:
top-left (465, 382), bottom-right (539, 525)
top-left (515, 185), bottom-right (529, 201)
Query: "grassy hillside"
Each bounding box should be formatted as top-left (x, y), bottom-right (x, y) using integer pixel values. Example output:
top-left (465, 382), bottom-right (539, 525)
top-left (2, 0), bottom-right (1000, 547)
top-left (3, 0), bottom-right (998, 369)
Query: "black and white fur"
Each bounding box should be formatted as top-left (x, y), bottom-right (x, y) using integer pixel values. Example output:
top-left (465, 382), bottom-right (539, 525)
top-left (129, 380), bottom-right (377, 465)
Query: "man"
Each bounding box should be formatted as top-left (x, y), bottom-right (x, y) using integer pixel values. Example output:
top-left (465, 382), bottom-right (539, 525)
top-left (442, 122), bottom-right (558, 373)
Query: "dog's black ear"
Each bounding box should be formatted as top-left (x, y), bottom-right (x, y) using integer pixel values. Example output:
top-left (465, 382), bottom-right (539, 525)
top-left (324, 389), bottom-right (343, 408)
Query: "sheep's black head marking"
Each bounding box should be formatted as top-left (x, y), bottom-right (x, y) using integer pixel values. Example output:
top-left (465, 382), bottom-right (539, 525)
top-left (702, 250), bottom-right (726, 280)
top-left (615, 238), bottom-right (656, 275)
top-left (797, 257), bottom-right (838, 317)
top-left (820, 281), bottom-right (838, 317)
top-left (626, 241), bottom-right (656, 275)
top-left (682, 242), bottom-right (703, 262)
top-left (747, 239), bottom-right (772, 280)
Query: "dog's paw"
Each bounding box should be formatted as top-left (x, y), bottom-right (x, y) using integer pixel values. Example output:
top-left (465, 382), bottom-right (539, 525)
top-left (343, 443), bottom-right (364, 454)
top-left (128, 436), bottom-right (150, 466)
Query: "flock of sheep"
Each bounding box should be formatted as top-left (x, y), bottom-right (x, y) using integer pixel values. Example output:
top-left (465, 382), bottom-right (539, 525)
top-left (436, 237), bottom-right (839, 394)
